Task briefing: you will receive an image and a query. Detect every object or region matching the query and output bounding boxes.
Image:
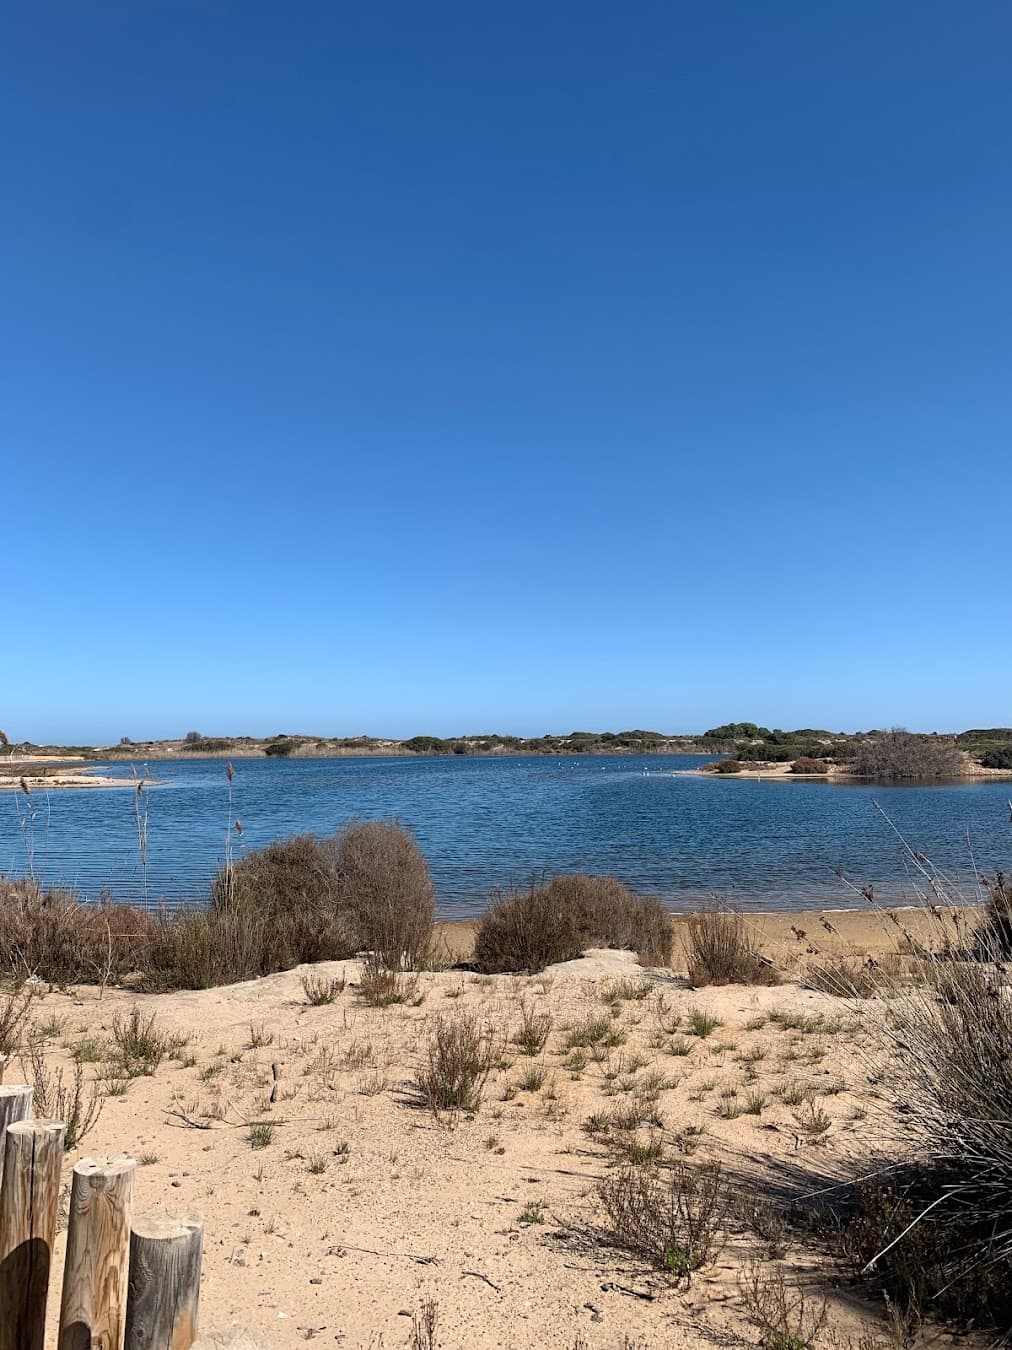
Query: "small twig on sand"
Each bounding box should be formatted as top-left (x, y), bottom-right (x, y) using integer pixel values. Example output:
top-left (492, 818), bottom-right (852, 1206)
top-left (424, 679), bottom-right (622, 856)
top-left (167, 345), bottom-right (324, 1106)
top-left (166, 1104), bottom-right (213, 1130)
top-left (461, 1270), bottom-right (501, 1293)
top-left (325, 1243), bottom-right (439, 1266)
top-left (599, 1280), bottom-right (655, 1301)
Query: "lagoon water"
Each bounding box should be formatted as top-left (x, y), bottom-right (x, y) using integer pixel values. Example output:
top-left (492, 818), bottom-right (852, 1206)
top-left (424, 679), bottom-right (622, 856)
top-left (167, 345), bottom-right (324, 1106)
top-left (1, 755), bottom-right (1009, 916)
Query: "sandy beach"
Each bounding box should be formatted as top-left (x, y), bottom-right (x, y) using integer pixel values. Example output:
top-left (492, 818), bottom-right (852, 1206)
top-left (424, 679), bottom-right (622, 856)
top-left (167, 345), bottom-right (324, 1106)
top-left (9, 903), bottom-right (962, 1349)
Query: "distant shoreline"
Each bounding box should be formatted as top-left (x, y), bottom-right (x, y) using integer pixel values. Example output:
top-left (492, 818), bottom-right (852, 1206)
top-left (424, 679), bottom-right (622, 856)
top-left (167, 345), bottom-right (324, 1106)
top-left (4, 723), bottom-right (1012, 786)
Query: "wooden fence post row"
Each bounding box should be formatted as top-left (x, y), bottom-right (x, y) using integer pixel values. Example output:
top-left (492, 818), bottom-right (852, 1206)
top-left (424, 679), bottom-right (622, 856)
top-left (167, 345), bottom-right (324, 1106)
top-left (0, 1106), bottom-right (266, 1348)
top-left (0, 1100), bottom-right (211, 1350)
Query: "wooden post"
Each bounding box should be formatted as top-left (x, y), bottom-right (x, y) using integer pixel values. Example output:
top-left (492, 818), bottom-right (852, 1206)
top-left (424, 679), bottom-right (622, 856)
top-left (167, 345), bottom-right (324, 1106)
top-left (0, 1086), bottom-right (33, 1181)
top-left (58, 1155), bottom-right (136, 1350)
top-left (125, 1209), bottom-right (204, 1350)
top-left (0, 1117), bottom-right (67, 1350)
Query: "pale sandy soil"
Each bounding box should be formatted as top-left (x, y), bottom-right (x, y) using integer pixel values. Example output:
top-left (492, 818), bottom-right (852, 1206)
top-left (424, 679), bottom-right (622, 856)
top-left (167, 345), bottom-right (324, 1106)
top-left (0, 772), bottom-right (141, 790)
top-left (0, 757), bottom-right (147, 790)
top-left (20, 930), bottom-right (963, 1350)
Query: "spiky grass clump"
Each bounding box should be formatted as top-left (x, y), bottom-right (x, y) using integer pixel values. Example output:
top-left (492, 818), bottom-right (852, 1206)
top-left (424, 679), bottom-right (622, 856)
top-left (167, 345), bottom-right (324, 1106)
top-left (803, 831), bottom-right (1012, 1331)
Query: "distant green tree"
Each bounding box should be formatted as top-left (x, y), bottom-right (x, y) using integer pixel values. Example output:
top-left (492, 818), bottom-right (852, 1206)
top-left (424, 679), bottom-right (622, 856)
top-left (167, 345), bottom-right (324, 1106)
top-left (402, 736), bottom-right (452, 754)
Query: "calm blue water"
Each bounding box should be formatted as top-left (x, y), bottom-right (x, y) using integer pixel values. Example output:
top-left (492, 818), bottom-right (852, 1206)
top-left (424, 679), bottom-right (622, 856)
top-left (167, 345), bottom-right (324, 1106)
top-left (1, 755), bottom-right (1009, 917)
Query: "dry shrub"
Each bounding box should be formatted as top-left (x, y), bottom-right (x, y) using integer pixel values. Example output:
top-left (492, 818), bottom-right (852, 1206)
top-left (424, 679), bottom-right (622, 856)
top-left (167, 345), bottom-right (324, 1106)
top-left (0, 816), bottom-right (435, 993)
top-left (847, 728), bottom-right (962, 780)
top-left (790, 757), bottom-right (828, 775)
top-left (415, 1011), bottom-right (498, 1114)
top-left (474, 875), bottom-right (672, 974)
top-left (474, 882), bottom-right (582, 974)
top-left (712, 758), bottom-right (743, 774)
top-left (21, 1037), bottom-right (102, 1150)
top-left (738, 1262), bottom-right (828, 1349)
top-left (817, 906), bottom-right (1012, 1332)
top-left (597, 1162), bottom-right (728, 1281)
top-left (212, 834), bottom-right (357, 965)
top-left (0, 879), bottom-right (154, 985)
top-left (836, 1175), bottom-right (1011, 1332)
top-left (0, 987), bottom-right (33, 1081)
top-left (331, 819), bottom-right (434, 970)
top-left (142, 906), bottom-right (276, 990)
top-left (628, 897), bottom-right (674, 966)
top-left (684, 908), bottom-right (779, 986)
top-left (552, 875), bottom-right (673, 966)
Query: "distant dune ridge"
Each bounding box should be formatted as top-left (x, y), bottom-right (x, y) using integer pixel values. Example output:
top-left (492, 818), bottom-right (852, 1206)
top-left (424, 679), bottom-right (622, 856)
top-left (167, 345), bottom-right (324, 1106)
top-left (3, 722), bottom-right (1012, 771)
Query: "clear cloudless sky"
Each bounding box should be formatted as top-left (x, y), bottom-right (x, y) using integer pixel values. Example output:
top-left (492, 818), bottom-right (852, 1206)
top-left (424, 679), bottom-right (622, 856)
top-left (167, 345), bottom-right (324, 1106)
top-left (2, 2), bottom-right (1010, 743)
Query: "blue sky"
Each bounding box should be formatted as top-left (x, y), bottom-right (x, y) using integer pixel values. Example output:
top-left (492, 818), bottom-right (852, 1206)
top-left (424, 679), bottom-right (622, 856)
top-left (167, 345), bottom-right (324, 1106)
top-left (3, 2), bottom-right (1010, 742)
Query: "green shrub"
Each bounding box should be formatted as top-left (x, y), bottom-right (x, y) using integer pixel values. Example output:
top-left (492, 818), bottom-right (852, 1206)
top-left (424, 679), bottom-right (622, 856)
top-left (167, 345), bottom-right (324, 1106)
top-left (981, 746), bottom-right (1012, 769)
top-left (402, 736), bottom-right (452, 754)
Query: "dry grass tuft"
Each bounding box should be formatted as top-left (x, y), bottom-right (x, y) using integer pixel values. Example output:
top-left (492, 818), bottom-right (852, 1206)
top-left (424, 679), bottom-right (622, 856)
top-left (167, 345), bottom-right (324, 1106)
top-left (802, 956), bottom-right (882, 998)
top-left (514, 1001), bottom-right (553, 1056)
top-left (301, 971), bottom-right (346, 1005)
top-left (684, 908), bottom-right (779, 987)
top-left (358, 955), bottom-right (419, 1007)
top-left (415, 1012), bottom-right (498, 1114)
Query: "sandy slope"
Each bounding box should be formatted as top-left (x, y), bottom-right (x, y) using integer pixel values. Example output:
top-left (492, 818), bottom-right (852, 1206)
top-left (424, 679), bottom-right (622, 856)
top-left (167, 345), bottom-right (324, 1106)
top-left (18, 944), bottom-right (938, 1350)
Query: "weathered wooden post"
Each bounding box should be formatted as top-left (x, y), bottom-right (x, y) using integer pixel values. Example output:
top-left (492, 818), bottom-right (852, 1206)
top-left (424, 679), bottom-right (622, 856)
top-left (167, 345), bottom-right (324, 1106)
top-left (0, 1086), bottom-right (33, 1179)
top-left (0, 1117), bottom-right (67, 1350)
top-left (58, 1155), bottom-right (136, 1350)
top-left (125, 1209), bottom-right (204, 1350)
